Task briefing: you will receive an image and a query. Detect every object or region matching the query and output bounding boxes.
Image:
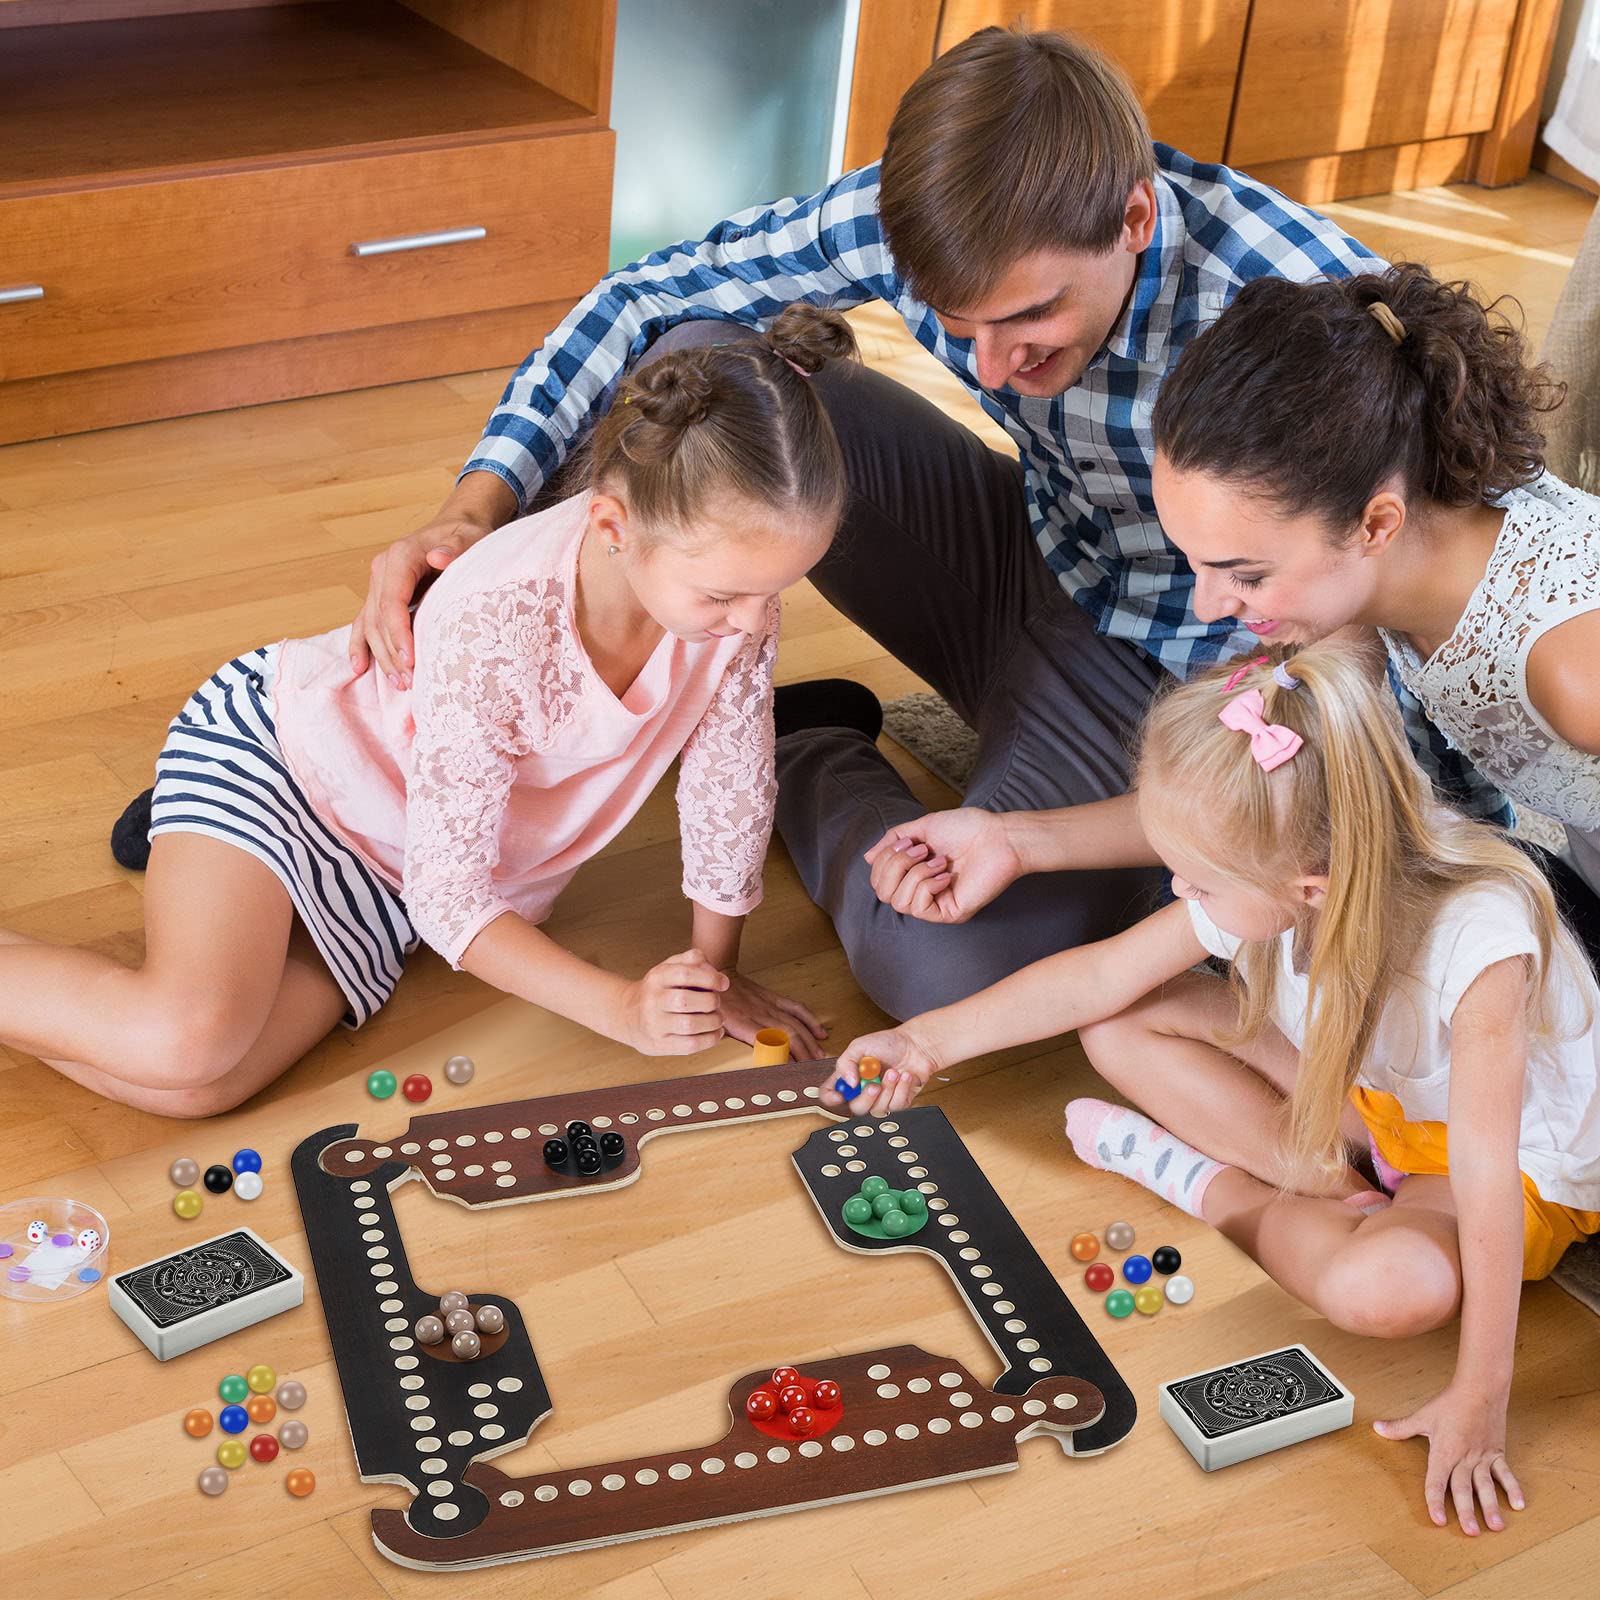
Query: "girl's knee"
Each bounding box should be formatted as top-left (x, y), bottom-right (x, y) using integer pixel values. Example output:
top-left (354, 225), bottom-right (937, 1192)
top-left (1077, 1007), bottom-right (1148, 1074)
top-left (1319, 1234), bottom-right (1460, 1338)
top-left (121, 989), bottom-right (254, 1089)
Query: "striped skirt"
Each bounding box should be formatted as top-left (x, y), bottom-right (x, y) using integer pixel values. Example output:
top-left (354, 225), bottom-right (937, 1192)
top-left (149, 646), bottom-right (418, 1027)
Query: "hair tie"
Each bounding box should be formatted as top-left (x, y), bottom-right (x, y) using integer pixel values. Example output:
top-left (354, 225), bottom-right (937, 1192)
top-left (1272, 662), bottom-right (1301, 691)
top-left (775, 353), bottom-right (810, 379)
top-left (1222, 655), bottom-right (1268, 693)
top-left (1368, 303), bottom-right (1406, 346)
top-left (1219, 688), bottom-right (1303, 772)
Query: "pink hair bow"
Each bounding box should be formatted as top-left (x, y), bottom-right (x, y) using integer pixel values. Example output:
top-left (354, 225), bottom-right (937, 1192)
top-left (1218, 689), bottom-right (1303, 772)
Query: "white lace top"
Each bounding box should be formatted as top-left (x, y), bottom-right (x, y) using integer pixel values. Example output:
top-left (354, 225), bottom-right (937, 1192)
top-left (274, 493), bottom-right (778, 966)
top-left (1382, 475), bottom-right (1600, 892)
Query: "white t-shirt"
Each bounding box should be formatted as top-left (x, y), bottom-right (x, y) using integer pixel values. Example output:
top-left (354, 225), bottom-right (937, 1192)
top-left (1186, 884), bottom-right (1600, 1210)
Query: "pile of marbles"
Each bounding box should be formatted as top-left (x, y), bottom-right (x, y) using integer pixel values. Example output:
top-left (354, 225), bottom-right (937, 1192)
top-left (187, 1364), bottom-right (315, 1497)
top-left (169, 1148), bottom-right (264, 1220)
top-left (414, 1289), bottom-right (505, 1361)
top-left (1069, 1222), bottom-right (1195, 1318)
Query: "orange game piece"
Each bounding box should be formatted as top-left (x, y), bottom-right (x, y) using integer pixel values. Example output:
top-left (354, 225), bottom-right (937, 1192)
top-left (183, 1408), bottom-right (214, 1438)
top-left (247, 1394), bottom-right (277, 1424)
top-left (858, 1056), bottom-right (882, 1082)
top-left (1070, 1232), bottom-right (1100, 1262)
top-left (285, 1467), bottom-right (316, 1497)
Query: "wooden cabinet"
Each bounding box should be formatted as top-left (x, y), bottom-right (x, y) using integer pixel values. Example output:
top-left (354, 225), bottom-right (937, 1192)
top-left (843, 0), bottom-right (1561, 209)
top-left (0, 0), bottom-right (617, 444)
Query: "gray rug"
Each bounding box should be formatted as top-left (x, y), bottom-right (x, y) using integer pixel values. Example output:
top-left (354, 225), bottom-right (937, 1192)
top-left (882, 692), bottom-right (1600, 1313)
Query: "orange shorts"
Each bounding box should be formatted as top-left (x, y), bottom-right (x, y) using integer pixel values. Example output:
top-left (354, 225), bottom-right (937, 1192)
top-left (1349, 1086), bottom-right (1599, 1280)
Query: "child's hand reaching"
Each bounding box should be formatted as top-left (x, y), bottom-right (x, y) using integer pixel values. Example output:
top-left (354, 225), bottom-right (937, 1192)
top-left (619, 950), bottom-right (728, 1056)
top-left (818, 1027), bottom-right (942, 1116)
top-left (1374, 1383), bottom-right (1525, 1536)
top-left (717, 972), bottom-right (829, 1060)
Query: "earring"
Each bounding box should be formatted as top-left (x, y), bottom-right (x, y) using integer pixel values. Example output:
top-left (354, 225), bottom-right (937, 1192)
top-left (607, 544), bottom-right (620, 556)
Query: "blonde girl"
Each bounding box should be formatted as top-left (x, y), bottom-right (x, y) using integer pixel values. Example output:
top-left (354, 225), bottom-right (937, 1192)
top-left (4, 306), bottom-right (856, 1116)
top-left (822, 643), bottom-right (1600, 1536)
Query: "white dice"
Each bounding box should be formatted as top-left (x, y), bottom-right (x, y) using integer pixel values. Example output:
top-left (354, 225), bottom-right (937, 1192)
top-left (26, 1219), bottom-right (48, 1244)
top-left (76, 1228), bottom-right (103, 1252)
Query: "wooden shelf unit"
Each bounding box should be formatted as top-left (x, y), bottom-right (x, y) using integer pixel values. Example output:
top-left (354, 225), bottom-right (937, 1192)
top-left (0, 0), bottom-right (618, 443)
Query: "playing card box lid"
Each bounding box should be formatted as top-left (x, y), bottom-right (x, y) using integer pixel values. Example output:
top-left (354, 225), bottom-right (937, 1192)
top-left (110, 1227), bottom-right (303, 1360)
top-left (1160, 1343), bottom-right (1353, 1471)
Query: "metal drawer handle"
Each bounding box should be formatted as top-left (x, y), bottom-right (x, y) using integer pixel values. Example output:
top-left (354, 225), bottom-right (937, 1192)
top-left (0, 284), bottom-right (44, 305)
top-left (350, 226), bottom-right (487, 259)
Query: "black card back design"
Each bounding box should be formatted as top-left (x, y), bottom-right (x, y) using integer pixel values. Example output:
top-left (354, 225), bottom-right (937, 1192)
top-left (1167, 1347), bottom-right (1343, 1440)
top-left (114, 1231), bottom-right (291, 1328)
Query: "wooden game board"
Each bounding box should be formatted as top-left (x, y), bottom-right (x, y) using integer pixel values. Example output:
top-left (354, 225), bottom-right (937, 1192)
top-left (291, 1059), bottom-right (1134, 1568)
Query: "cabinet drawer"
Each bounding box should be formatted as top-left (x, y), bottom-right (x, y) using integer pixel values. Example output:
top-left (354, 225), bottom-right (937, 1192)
top-left (0, 130), bottom-right (613, 382)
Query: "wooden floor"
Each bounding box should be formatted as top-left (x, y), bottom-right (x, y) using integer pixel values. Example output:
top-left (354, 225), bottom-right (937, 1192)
top-left (2, 175), bottom-right (1597, 1600)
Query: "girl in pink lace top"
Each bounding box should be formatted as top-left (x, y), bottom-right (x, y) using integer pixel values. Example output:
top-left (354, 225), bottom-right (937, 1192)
top-left (1, 306), bottom-right (855, 1116)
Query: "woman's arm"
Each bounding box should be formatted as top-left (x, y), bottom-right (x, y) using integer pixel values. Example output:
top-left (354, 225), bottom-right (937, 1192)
top-left (822, 898), bottom-right (1208, 1113)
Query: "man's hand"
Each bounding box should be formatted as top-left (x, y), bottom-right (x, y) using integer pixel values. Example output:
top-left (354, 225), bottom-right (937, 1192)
top-left (349, 519), bottom-right (479, 688)
top-left (1375, 1384), bottom-right (1525, 1536)
top-left (864, 808), bottom-right (1023, 924)
top-left (348, 473), bottom-right (520, 687)
top-left (717, 971), bottom-right (829, 1060)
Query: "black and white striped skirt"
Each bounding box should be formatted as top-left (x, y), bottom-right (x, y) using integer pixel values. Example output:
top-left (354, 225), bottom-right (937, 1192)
top-left (149, 646), bottom-right (418, 1027)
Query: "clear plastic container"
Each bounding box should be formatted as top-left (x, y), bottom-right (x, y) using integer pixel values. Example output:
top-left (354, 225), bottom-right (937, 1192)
top-left (0, 1197), bottom-right (110, 1302)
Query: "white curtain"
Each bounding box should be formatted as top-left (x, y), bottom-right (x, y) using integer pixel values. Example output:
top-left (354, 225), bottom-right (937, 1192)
top-left (1546, 0), bottom-right (1600, 181)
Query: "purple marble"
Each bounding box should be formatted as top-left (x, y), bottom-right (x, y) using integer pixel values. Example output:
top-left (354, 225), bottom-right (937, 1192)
top-left (51, 1232), bottom-right (73, 1247)
top-left (0, 1243), bottom-right (13, 1259)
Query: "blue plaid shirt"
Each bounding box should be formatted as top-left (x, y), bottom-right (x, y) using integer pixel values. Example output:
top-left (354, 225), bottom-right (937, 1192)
top-left (466, 144), bottom-right (1510, 823)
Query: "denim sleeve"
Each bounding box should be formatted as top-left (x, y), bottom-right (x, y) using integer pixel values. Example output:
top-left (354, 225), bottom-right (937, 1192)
top-left (461, 164), bottom-right (896, 511)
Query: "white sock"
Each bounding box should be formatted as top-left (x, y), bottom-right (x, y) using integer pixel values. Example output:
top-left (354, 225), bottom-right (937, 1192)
top-left (1064, 1097), bottom-right (1226, 1220)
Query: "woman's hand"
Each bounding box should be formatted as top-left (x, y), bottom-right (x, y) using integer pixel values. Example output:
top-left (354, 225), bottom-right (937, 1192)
top-left (817, 1026), bottom-right (943, 1116)
top-left (1374, 1383), bottom-right (1524, 1535)
top-left (716, 972), bottom-right (828, 1060)
top-left (863, 808), bottom-right (1024, 924)
top-left (617, 949), bottom-right (728, 1056)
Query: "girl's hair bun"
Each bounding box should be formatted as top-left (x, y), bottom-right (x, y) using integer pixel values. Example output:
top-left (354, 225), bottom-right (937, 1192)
top-left (764, 302), bottom-right (860, 375)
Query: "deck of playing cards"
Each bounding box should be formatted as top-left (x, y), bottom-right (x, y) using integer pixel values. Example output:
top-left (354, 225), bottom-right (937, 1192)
top-left (109, 1227), bottom-right (303, 1361)
top-left (1160, 1344), bottom-right (1353, 1470)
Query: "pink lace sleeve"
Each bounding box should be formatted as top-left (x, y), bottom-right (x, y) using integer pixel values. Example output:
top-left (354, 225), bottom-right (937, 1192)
top-left (676, 597), bottom-right (780, 916)
top-left (404, 580), bottom-right (582, 966)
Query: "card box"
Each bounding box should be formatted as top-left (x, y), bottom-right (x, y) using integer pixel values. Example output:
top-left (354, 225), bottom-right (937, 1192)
top-left (1160, 1343), bottom-right (1353, 1470)
top-left (109, 1227), bottom-right (303, 1360)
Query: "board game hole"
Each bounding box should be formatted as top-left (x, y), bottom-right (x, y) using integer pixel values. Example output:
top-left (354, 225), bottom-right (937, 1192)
top-left (535, 1485), bottom-right (558, 1501)
top-left (831, 1434), bottom-right (854, 1450)
top-left (619, 1113), bottom-right (639, 1124)
top-left (876, 1383), bottom-right (899, 1398)
top-left (821, 1164), bottom-right (841, 1178)
top-left (960, 1412), bottom-right (982, 1428)
top-left (799, 1440), bottom-right (823, 1456)
top-left (1029, 1358), bottom-right (1051, 1372)
top-left (1017, 1338), bottom-right (1040, 1353)
top-left (927, 1417), bottom-right (951, 1434)
top-left (1053, 1394), bottom-right (1077, 1409)
top-left (602, 1474), bottom-right (625, 1490)
top-left (427, 1481), bottom-right (452, 1496)
top-left (868, 1364), bottom-right (891, 1379)
top-left (846, 1161), bottom-right (865, 1172)
top-left (500, 1491), bottom-right (524, 1507)
top-left (668, 1464), bottom-right (691, 1480)
top-left (907, 1378), bottom-right (931, 1393)
top-left (735, 1452), bottom-right (758, 1468)
top-left (863, 1430), bottom-right (887, 1445)
top-left (991, 1406), bottom-right (1015, 1422)
top-left (701, 1458), bottom-right (724, 1473)
top-left (449, 1430), bottom-right (472, 1445)
top-left (894, 1424), bottom-right (918, 1440)
top-left (766, 1447), bottom-right (789, 1463)
top-left (636, 1469), bottom-right (659, 1485)
top-left (434, 1503), bottom-right (459, 1521)
top-left (568, 1480), bottom-right (592, 1496)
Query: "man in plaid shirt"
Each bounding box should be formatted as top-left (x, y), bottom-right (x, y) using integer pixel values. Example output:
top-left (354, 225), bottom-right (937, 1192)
top-left (347, 28), bottom-right (1507, 1020)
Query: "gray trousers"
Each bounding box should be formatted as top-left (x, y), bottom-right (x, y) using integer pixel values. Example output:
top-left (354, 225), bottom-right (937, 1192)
top-left (643, 323), bottom-right (1165, 1020)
